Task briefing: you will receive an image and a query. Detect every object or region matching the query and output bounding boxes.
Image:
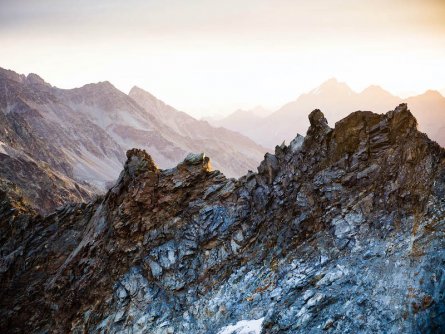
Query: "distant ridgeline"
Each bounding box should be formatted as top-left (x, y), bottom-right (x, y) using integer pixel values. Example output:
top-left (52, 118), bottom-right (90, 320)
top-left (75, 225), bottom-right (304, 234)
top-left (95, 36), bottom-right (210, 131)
top-left (0, 67), bottom-right (266, 213)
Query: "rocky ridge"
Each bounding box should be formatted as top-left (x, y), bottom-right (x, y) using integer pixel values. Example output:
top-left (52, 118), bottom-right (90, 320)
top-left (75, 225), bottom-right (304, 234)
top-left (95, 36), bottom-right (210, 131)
top-left (0, 104), bottom-right (444, 333)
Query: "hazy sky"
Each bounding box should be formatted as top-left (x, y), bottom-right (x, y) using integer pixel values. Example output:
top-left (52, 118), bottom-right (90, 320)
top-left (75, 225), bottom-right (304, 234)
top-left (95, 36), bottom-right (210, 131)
top-left (1, 0), bottom-right (444, 117)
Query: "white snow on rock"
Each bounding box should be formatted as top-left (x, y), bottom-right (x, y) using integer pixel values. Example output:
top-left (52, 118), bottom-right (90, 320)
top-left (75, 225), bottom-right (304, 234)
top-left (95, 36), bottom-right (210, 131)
top-left (217, 318), bottom-right (264, 334)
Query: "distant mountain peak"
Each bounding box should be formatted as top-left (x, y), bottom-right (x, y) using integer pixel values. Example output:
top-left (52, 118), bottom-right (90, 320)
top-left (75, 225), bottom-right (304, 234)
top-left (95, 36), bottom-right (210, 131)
top-left (422, 89), bottom-right (443, 98)
top-left (361, 84), bottom-right (386, 93)
top-left (129, 86), bottom-right (159, 101)
top-left (231, 107), bottom-right (262, 116)
top-left (221, 106), bottom-right (270, 124)
top-left (92, 80), bottom-right (115, 88)
top-left (129, 85), bottom-right (171, 112)
top-left (404, 89), bottom-right (445, 102)
top-left (309, 78), bottom-right (353, 96)
top-left (360, 85), bottom-right (397, 98)
top-left (322, 77), bottom-right (341, 85)
top-left (129, 85), bottom-right (145, 93)
top-left (72, 81), bottom-right (120, 94)
top-left (26, 73), bottom-right (51, 87)
top-left (129, 85), bottom-right (145, 94)
top-left (0, 68), bottom-right (51, 88)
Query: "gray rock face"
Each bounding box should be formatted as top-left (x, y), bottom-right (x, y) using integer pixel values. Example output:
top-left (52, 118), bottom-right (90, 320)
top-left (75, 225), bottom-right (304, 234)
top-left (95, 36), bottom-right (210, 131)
top-left (0, 104), bottom-right (444, 333)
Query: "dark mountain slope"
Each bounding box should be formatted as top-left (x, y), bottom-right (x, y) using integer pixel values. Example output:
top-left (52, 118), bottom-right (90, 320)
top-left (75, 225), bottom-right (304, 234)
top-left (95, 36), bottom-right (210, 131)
top-left (1, 104), bottom-right (444, 333)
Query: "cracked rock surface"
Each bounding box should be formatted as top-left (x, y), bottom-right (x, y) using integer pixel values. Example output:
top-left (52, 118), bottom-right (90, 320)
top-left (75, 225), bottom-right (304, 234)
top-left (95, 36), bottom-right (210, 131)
top-left (1, 104), bottom-right (444, 333)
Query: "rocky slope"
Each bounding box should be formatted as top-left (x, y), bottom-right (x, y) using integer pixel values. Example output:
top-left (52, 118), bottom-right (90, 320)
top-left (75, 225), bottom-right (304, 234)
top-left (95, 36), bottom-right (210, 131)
top-left (1, 104), bottom-right (444, 333)
top-left (0, 68), bottom-right (123, 211)
top-left (212, 78), bottom-right (445, 149)
top-left (0, 151), bottom-right (94, 215)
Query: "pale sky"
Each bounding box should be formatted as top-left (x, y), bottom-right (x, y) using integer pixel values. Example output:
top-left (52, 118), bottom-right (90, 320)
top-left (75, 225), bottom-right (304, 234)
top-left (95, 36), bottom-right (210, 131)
top-left (1, 0), bottom-right (444, 117)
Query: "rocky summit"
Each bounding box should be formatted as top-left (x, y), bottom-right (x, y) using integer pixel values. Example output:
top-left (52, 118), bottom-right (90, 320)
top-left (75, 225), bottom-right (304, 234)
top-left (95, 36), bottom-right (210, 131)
top-left (1, 104), bottom-right (444, 333)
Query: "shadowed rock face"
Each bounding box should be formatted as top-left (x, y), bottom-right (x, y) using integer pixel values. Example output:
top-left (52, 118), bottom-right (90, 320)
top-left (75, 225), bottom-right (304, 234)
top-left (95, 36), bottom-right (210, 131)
top-left (1, 104), bottom-right (444, 333)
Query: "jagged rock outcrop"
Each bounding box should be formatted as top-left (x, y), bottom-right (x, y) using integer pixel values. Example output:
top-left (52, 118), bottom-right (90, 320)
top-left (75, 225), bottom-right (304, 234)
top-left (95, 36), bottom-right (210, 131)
top-left (1, 104), bottom-right (444, 333)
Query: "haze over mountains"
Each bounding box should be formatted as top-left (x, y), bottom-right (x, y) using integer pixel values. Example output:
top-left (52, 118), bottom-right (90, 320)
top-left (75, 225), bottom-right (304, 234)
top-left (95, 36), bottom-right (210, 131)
top-left (210, 78), bottom-right (445, 149)
top-left (0, 67), bottom-right (266, 212)
top-left (1, 66), bottom-right (444, 215)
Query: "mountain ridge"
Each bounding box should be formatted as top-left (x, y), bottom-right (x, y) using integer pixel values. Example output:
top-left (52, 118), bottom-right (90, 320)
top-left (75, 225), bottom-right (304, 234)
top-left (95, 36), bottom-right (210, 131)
top-left (0, 67), bottom-right (267, 213)
top-left (210, 79), bottom-right (445, 149)
top-left (1, 103), bottom-right (444, 333)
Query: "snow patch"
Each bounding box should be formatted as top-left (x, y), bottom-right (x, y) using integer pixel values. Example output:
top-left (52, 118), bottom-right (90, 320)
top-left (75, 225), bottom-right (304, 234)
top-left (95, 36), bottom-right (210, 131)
top-left (217, 318), bottom-right (264, 334)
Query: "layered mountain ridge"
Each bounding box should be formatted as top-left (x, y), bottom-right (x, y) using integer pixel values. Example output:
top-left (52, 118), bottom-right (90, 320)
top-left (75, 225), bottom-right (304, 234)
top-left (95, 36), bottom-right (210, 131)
top-left (0, 67), bottom-right (266, 213)
top-left (211, 78), bottom-right (445, 149)
top-left (1, 104), bottom-right (444, 333)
